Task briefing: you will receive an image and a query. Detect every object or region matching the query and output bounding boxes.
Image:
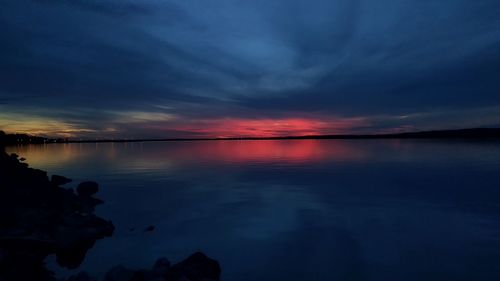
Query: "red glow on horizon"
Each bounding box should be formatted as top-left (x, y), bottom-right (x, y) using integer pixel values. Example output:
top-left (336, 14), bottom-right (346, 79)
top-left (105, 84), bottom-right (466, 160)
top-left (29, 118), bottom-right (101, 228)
top-left (171, 117), bottom-right (367, 138)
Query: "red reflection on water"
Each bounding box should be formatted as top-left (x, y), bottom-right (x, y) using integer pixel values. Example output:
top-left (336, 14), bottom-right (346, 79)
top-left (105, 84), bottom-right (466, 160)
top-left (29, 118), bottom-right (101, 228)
top-left (151, 140), bottom-right (367, 165)
top-left (8, 140), bottom-right (368, 170)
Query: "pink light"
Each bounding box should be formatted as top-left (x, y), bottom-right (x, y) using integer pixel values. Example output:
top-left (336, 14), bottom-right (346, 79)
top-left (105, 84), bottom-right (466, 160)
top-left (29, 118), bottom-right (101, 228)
top-left (171, 117), bottom-right (367, 138)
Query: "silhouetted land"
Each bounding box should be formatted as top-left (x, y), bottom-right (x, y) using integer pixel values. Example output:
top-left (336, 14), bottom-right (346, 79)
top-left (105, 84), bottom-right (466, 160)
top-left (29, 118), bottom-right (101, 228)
top-left (0, 144), bottom-right (114, 280)
top-left (2, 128), bottom-right (500, 146)
top-left (0, 143), bottom-right (221, 281)
top-left (0, 131), bottom-right (67, 145)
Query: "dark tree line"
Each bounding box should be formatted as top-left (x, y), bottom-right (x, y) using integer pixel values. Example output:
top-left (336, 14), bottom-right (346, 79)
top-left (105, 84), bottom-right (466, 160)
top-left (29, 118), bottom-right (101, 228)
top-left (0, 131), bottom-right (67, 145)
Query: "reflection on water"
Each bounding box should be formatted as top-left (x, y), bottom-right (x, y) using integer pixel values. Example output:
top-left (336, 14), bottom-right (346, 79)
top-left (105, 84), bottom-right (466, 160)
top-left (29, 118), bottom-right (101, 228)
top-left (12, 140), bottom-right (366, 166)
top-left (7, 140), bottom-right (500, 281)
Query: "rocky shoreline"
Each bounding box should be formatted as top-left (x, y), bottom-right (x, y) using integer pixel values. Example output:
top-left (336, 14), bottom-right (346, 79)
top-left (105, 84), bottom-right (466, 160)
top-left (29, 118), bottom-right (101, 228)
top-left (0, 144), bottom-right (221, 281)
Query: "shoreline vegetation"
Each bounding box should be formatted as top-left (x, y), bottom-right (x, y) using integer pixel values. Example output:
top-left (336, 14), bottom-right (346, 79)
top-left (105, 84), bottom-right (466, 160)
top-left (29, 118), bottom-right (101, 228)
top-left (0, 144), bottom-right (221, 281)
top-left (1, 128), bottom-right (500, 146)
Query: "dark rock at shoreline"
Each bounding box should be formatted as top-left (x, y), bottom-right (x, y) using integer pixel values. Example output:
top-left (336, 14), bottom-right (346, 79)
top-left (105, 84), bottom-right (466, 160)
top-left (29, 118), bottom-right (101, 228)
top-left (154, 258), bottom-right (171, 268)
top-left (0, 146), bottom-right (114, 281)
top-left (67, 271), bottom-right (97, 281)
top-left (0, 145), bottom-right (221, 281)
top-left (52, 175), bottom-right (73, 185)
top-left (165, 252), bottom-right (221, 281)
top-left (104, 265), bottom-right (137, 281)
top-left (77, 181), bottom-right (99, 197)
top-left (144, 225), bottom-right (156, 232)
top-left (100, 252), bottom-right (220, 281)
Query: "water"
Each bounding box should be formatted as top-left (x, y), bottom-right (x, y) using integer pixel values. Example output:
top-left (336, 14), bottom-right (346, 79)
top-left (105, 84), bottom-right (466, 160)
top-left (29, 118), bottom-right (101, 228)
top-left (7, 139), bottom-right (500, 281)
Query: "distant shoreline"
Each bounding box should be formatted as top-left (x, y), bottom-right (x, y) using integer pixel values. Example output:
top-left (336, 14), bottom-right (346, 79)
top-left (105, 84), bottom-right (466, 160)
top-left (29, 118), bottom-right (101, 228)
top-left (3, 128), bottom-right (500, 146)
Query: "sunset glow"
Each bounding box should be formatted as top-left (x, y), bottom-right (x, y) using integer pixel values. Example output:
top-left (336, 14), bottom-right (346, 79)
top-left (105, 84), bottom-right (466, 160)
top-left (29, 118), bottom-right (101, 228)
top-left (170, 117), bottom-right (368, 138)
top-left (1, 0), bottom-right (500, 139)
top-left (0, 114), bottom-right (369, 139)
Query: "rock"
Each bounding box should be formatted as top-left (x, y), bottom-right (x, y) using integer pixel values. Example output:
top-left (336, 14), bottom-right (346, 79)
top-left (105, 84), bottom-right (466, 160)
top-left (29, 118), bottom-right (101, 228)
top-left (103, 253), bottom-right (219, 281)
top-left (144, 225), bottom-right (155, 232)
top-left (104, 265), bottom-right (136, 281)
top-left (51, 175), bottom-right (72, 186)
top-left (66, 271), bottom-right (97, 281)
top-left (77, 181), bottom-right (99, 196)
top-left (56, 239), bottom-right (97, 269)
top-left (154, 257), bottom-right (171, 269)
top-left (0, 146), bottom-right (222, 281)
top-left (0, 147), bottom-right (114, 281)
top-left (165, 252), bottom-right (221, 281)
top-left (152, 257), bottom-right (171, 275)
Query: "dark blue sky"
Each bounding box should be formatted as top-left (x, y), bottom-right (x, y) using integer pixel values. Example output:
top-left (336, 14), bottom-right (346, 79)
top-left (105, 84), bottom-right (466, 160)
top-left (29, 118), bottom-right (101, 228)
top-left (1, 0), bottom-right (499, 138)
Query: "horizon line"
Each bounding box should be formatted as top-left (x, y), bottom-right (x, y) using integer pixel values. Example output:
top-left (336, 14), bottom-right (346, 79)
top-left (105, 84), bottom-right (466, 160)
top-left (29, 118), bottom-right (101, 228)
top-left (36, 127), bottom-right (500, 143)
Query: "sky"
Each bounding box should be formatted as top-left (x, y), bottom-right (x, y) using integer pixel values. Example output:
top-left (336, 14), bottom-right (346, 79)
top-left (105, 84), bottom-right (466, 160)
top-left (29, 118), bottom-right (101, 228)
top-left (1, 0), bottom-right (499, 138)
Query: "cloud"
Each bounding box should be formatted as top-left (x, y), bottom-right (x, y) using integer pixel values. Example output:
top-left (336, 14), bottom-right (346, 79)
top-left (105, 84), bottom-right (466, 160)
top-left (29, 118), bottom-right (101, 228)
top-left (0, 111), bottom-right (96, 138)
top-left (0, 0), bottom-right (499, 137)
top-left (165, 116), bottom-right (369, 138)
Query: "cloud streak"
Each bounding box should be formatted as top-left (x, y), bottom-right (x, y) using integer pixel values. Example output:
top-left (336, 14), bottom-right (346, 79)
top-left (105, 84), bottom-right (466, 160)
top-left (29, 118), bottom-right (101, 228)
top-left (0, 0), bottom-right (499, 138)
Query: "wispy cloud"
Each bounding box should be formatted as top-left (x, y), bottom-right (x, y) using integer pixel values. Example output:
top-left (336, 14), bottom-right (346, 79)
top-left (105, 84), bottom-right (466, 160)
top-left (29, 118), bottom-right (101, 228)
top-left (1, 0), bottom-right (499, 137)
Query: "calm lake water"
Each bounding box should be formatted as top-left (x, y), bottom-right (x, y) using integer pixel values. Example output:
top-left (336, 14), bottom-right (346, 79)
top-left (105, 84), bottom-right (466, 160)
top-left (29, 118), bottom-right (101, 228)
top-left (7, 139), bottom-right (500, 281)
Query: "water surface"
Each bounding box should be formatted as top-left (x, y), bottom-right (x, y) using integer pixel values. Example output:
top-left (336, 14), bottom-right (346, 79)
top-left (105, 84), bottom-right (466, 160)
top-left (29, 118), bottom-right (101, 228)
top-left (8, 139), bottom-right (500, 281)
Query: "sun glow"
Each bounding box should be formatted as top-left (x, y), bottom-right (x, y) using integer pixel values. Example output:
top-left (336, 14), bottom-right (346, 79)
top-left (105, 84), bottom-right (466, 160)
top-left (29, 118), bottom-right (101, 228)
top-left (1, 111), bottom-right (367, 139)
top-left (0, 113), bottom-right (94, 138)
top-left (172, 117), bottom-right (367, 138)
